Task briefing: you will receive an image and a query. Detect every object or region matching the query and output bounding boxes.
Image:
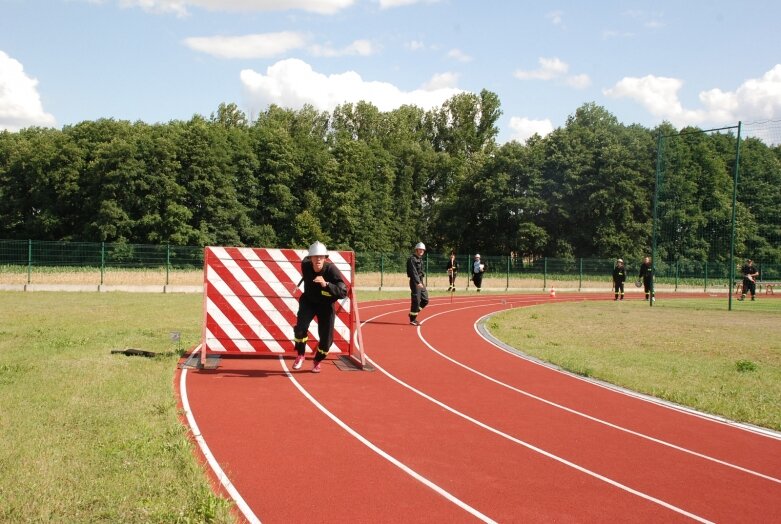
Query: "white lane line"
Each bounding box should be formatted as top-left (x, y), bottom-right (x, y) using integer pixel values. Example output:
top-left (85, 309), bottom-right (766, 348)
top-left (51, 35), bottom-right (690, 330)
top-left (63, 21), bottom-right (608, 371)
top-left (361, 307), bottom-right (713, 523)
top-left (278, 357), bottom-right (497, 524)
top-left (412, 303), bottom-right (781, 484)
top-left (179, 345), bottom-right (261, 524)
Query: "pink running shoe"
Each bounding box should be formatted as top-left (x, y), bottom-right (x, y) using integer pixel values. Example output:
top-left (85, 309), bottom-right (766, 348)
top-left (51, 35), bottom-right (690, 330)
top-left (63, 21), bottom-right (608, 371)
top-left (311, 361), bottom-right (322, 373)
top-left (292, 355), bottom-right (305, 370)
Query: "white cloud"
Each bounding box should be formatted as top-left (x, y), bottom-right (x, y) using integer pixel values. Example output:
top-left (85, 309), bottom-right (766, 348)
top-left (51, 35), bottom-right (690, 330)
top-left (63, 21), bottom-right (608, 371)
top-left (602, 30), bottom-right (634, 39)
top-left (310, 39), bottom-right (377, 57)
top-left (514, 57), bottom-right (590, 89)
top-left (603, 75), bottom-right (700, 127)
top-left (184, 33), bottom-right (377, 59)
top-left (547, 10), bottom-right (563, 26)
top-left (700, 64), bottom-right (781, 122)
top-left (379, 0), bottom-right (437, 8)
top-left (603, 65), bottom-right (781, 127)
top-left (240, 58), bottom-right (462, 113)
top-left (117, 0), bottom-right (354, 16)
top-left (515, 57), bottom-right (568, 80)
top-left (421, 72), bottom-right (459, 91)
top-left (508, 116), bottom-right (554, 142)
top-left (183, 32), bottom-right (307, 59)
top-left (447, 48), bottom-right (472, 63)
top-left (0, 51), bottom-right (56, 131)
top-left (406, 40), bottom-right (425, 51)
top-left (566, 73), bottom-right (591, 89)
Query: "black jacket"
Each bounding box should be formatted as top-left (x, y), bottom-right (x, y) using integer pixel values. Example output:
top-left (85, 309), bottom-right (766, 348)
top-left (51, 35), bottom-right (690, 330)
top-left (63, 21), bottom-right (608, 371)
top-left (639, 262), bottom-right (653, 280)
top-left (301, 258), bottom-right (348, 304)
top-left (407, 254), bottom-right (425, 286)
top-left (446, 258), bottom-right (459, 274)
top-left (613, 266), bottom-right (626, 283)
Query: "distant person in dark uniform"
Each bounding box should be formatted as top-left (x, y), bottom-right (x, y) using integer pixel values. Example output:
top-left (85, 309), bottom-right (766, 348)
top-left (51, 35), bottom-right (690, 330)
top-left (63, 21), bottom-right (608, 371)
top-left (292, 241), bottom-right (348, 373)
top-left (446, 251), bottom-right (459, 292)
top-left (738, 258), bottom-right (759, 301)
top-left (407, 242), bottom-right (429, 325)
top-left (472, 254), bottom-right (485, 292)
top-left (638, 256), bottom-right (654, 302)
top-left (612, 258), bottom-right (626, 301)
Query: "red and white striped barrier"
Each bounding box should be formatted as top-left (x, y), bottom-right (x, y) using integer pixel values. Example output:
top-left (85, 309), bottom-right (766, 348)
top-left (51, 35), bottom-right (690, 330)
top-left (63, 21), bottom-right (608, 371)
top-left (200, 246), bottom-right (364, 366)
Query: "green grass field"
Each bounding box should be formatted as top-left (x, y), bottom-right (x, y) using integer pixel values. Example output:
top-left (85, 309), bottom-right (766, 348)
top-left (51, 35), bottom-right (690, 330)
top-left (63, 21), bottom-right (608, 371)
top-left (0, 292), bottom-right (233, 523)
top-left (1, 291), bottom-right (779, 521)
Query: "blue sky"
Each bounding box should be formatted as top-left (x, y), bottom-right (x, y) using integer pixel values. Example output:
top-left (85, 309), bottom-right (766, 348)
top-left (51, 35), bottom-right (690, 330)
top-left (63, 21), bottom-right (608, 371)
top-left (1, 0), bottom-right (780, 142)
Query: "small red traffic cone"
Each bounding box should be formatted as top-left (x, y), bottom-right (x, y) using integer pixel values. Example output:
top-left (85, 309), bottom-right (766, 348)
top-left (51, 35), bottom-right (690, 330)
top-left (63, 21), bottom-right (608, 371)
top-left (550, 287), bottom-right (556, 298)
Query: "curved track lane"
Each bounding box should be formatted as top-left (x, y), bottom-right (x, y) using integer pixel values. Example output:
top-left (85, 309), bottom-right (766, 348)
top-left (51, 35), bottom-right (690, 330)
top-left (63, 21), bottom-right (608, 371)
top-left (178, 293), bottom-right (781, 523)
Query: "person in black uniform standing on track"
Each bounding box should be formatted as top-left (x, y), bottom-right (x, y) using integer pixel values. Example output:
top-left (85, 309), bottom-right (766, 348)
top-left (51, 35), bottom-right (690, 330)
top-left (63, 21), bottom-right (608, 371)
top-left (407, 242), bottom-right (429, 325)
top-left (446, 250), bottom-right (459, 292)
top-left (612, 258), bottom-right (626, 301)
top-left (738, 258), bottom-right (759, 301)
top-left (292, 241), bottom-right (348, 373)
top-left (638, 256), bottom-right (654, 301)
top-left (472, 254), bottom-right (485, 292)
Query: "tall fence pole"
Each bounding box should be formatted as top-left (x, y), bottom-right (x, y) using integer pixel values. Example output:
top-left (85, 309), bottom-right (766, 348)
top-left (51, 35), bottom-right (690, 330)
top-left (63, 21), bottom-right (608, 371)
top-left (380, 253), bottom-right (384, 290)
top-left (579, 258), bottom-right (583, 291)
top-left (100, 242), bottom-right (105, 286)
top-left (651, 132), bottom-right (664, 307)
top-left (543, 257), bottom-right (547, 290)
top-left (728, 121), bottom-right (742, 311)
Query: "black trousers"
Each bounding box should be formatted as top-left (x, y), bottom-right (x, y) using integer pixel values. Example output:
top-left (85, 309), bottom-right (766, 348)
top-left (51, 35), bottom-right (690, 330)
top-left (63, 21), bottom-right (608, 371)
top-left (742, 277), bottom-right (756, 297)
top-left (448, 272), bottom-right (457, 287)
top-left (294, 297), bottom-right (335, 362)
top-left (473, 272), bottom-right (484, 289)
top-left (614, 281), bottom-right (625, 298)
top-left (643, 276), bottom-right (653, 299)
top-left (409, 280), bottom-right (429, 318)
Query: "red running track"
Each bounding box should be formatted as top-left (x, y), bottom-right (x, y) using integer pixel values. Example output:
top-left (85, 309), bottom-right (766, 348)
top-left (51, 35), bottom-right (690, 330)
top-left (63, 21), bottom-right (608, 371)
top-left (176, 293), bottom-right (781, 523)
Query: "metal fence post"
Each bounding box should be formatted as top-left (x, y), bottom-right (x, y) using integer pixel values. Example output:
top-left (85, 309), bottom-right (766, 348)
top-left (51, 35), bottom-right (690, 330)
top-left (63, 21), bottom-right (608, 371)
top-left (380, 253), bottom-right (384, 290)
top-left (27, 239), bottom-right (32, 285)
top-left (100, 242), bottom-right (105, 285)
top-left (579, 258), bottom-right (583, 291)
top-left (704, 261), bottom-right (708, 292)
top-left (505, 255), bottom-right (509, 291)
top-left (166, 244), bottom-right (170, 286)
top-left (543, 257), bottom-right (547, 290)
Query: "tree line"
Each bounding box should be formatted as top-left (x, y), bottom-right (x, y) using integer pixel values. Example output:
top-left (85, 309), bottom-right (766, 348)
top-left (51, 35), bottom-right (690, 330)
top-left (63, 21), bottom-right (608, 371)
top-left (1, 93), bottom-right (779, 264)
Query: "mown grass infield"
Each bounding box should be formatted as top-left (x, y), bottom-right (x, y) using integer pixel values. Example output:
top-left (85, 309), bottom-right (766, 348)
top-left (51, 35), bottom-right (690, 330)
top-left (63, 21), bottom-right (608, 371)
top-left (487, 296), bottom-right (781, 431)
top-left (0, 291), bottom-right (778, 521)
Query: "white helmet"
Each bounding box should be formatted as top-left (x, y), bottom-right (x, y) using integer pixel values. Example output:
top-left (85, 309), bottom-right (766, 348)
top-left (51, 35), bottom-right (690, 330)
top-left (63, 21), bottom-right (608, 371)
top-left (308, 241), bottom-right (328, 257)
top-left (475, 254), bottom-right (480, 259)
top-left (415, 242), bottom-right (426, 251)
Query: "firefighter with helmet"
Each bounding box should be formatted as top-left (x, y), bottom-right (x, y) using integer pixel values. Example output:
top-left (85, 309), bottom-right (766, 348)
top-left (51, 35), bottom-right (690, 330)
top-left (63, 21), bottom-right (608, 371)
top-left (406, 242), bottom-right (429, 326)
top-left (291, 241), bottom-right (348, 373)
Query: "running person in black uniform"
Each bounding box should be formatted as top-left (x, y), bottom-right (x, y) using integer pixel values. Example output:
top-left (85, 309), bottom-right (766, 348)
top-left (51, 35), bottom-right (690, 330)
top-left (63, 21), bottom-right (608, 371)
top-left (407, 242), bottom-right (429, 325)
top-left (292, 241), bottom-right (348, 373)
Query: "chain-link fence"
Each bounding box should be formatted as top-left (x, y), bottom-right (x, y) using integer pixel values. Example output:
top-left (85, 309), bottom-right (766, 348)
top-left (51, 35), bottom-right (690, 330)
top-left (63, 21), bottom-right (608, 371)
top-left (3, 238), bottom-right (776, 292)
top-left (653, 120), bottom-right (781, 307)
